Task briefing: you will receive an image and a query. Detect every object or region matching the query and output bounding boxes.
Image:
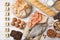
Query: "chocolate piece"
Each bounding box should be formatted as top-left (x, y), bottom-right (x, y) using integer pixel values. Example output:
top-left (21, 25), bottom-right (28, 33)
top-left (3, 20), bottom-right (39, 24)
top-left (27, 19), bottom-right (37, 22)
top-left (16, 31), bottom-right (23, 39)
top-left (47, 29), bottom-right (56, 38)
top-left (54, 12), bottom-right (60, 20)
top-left (10, 30), bottom-right (23, 40)
top-left (10, 30), bottom-right (17, 37)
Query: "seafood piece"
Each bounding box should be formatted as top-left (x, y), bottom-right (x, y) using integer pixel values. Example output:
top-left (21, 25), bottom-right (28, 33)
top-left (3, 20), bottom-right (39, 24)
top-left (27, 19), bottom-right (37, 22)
top-left (26, 23), bottom-right (47, 39)
top-left (22, 12), bottom-right (48, 40)
top-left (27, 12), bottom-right (42, 28)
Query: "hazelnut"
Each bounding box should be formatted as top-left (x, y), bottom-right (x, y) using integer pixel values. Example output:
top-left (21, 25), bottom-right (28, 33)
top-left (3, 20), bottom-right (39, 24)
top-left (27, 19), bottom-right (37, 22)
top-left (17, 19), bottom-right (21, 23)
top-left (11, 22), bottom-right (15, 26)
top-left (15, 23), bottom-right (19, 27)
top-left (47, 29), bottom-right (56, 38)
top-left (20, 21), bottom-right (25, 25)
top-left (12, 18), bottom-right (17, 22)
top-left (56, 33), bottom-right (60, 38)
top-left (19, 25), bottom-right (24, 29)
top-left (19, 24), bottom-right (25, 27)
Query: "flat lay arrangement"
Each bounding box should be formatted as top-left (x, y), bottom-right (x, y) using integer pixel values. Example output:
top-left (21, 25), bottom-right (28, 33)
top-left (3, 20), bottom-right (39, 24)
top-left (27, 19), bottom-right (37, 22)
top-left (0, 0), bottom-right (60, 40)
